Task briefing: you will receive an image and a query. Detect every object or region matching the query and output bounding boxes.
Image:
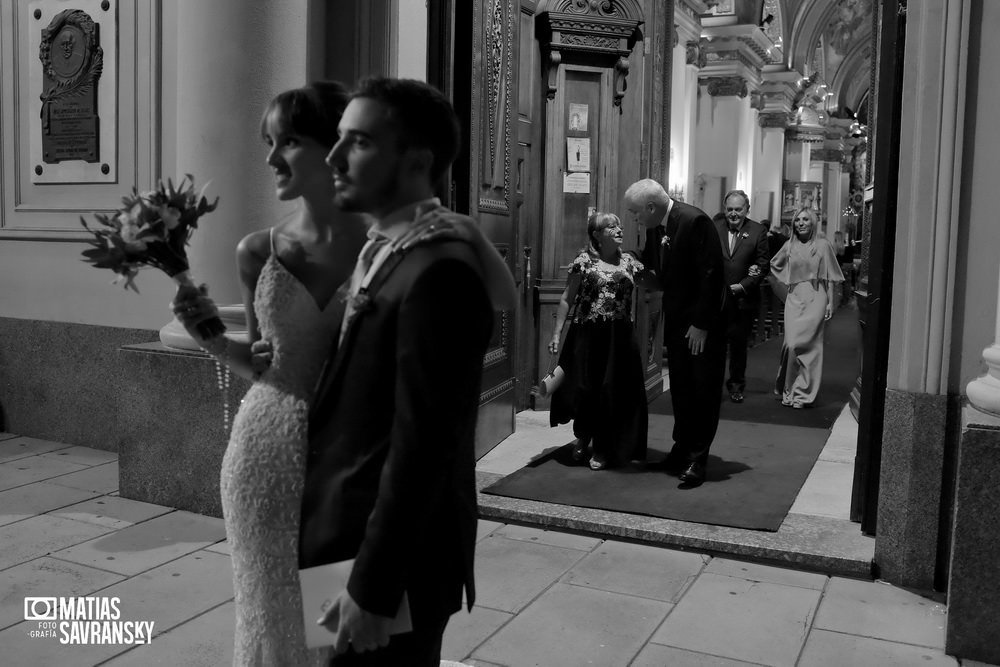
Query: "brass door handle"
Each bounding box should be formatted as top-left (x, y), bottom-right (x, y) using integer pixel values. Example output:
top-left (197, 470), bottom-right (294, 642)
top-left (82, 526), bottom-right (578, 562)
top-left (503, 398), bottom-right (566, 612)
top-left (523, 246), bottom-right (532, 288)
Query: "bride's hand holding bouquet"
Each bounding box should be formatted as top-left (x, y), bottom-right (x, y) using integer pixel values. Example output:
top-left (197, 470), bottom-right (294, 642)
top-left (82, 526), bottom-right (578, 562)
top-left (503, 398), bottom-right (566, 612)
top-left (79, 174), bottom-right (224, 343)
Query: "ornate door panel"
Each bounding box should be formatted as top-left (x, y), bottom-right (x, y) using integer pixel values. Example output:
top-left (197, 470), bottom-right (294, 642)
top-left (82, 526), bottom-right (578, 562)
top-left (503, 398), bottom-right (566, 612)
top-left (514, 0), bottom-right (542, 409)
top-left (454, 0), bottom-right (519, 458)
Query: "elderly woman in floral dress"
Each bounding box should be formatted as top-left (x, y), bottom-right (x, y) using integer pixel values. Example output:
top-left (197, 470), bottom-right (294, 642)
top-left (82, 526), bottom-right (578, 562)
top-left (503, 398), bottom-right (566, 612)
top-left (547, 211), bottom-right (648, 470)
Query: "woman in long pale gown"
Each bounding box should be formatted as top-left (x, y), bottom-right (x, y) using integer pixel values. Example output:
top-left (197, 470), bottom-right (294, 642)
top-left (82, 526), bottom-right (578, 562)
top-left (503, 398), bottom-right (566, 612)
top-left (770, 207), bottom-right (844, 409)
top-left (172, 82), bottom-right (516, 665)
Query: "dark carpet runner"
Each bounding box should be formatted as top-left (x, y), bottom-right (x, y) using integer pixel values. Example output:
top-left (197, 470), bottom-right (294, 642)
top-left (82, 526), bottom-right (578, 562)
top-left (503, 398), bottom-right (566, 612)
top-left (483, 307), bottom-right (860, 531)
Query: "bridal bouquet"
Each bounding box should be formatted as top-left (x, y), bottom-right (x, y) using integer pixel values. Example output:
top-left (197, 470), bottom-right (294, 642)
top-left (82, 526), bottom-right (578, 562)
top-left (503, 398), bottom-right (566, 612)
top-left (80, 175), bottom-right (224, 338)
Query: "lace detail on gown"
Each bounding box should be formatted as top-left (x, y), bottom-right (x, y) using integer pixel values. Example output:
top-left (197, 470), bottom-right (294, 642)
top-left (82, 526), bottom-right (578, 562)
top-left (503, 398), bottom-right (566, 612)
top-left (221, 238), bottom-right (343, 666)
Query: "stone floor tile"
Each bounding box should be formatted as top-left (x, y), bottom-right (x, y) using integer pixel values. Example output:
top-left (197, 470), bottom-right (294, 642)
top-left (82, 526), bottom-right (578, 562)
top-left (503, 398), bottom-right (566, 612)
top-left (477, 519), bottom-right (503, 542)
top-left (442, 605), bottom-right (513, 662)
top-left (203, 540), bottom-right (231, 556)
top-left (0, 556), bottom-right (125, 631)
top-left (798, 628), bottom-right (959, 666)
top-left (0, 514), bottom-right (113, 570)
top-left (0, 432), bottom-right (17, 441)
top-left (0, 481), bottom-right (101, 528)
top-left (491, 524), bottom-right (602, 552)
top-left (631, 643), bottom-right (766, 666)
top-left (38, 446), bottom-right (118, 467)
top-left (788, 460), bottom-right (855, 519)
top-left (562, 541), bottom-right (707, 602)
top-left (463, 660), bottom-right (507, 667)
top-left (94, 551), bottom-right (234, 636)
top-left (45, 462), bottom-right (120, 494)
top-left (0, 620), bottom-right (132, 666)
top-left (0, 436), bottom-right (71, 463)
top-left (813, 577), bottom-right (948, 648)
top-left (817, 406), bottom-right (858, 464)
top-left (704, 558), bottom-right (828, 590)
top-left (100, 600), bottom-right (235, 667)
top-left (48, 495), bottom-right (173, 530)
top-left (473, 535), bottom-right (588, 613)
top-left (471, 582), bottom-right (670, 667)
top-left (52, 511), bottom-right (226, 576)
top-left (650, 572), bottom-right (822, 667)
top-left (0, 455), bottom-right (90, 491)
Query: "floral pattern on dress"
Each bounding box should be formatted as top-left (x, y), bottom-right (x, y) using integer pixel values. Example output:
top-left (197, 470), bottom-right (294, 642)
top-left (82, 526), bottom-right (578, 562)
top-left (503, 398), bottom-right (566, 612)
top-left (569, 251), bottom-right (643, 323)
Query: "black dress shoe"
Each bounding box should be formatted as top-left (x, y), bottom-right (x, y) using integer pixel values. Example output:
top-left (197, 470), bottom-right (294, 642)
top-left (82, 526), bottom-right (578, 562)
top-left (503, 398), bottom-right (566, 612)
top-left (679, 462), bottom-right (705, 485)
top-left (729, 391), bottom-right (745, 403)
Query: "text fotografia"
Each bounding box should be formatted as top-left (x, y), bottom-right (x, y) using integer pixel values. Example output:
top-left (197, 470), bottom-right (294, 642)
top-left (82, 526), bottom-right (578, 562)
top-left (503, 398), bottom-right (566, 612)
top-left (24, 597), bottom-right (155, 645)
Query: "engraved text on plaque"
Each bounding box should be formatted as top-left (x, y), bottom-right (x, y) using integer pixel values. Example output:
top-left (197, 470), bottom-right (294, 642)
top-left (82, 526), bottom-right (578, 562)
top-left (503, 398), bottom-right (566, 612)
top-left (39, 9), bottom-right (103, 164)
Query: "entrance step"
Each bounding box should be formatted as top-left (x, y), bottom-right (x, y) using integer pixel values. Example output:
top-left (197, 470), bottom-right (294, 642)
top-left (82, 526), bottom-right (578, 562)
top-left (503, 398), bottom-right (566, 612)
top-left (477, 471), bottom-right (875, 580)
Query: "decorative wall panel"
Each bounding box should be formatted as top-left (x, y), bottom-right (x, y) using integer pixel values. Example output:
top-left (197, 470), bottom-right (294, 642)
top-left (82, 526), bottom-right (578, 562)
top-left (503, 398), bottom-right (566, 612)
top-left (0, 0), bottom-right (158, 239)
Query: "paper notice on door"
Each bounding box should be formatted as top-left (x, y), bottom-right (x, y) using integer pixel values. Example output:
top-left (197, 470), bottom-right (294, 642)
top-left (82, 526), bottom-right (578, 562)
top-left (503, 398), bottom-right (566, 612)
top-left (299, 560), bottom-right (412, 648)
top-left (568, 103), bottom-right (589, 131)
top-left (566, 137), bottom-right (591, 172)
top-left (563, 172), bottom-right (590, 194)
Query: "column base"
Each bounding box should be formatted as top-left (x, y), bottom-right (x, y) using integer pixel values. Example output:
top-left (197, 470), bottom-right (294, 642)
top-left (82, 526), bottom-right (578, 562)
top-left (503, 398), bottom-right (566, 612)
top-left (874, 389), bottom-right (950, 589)
top-left (966, 344), bottom-right (1000, 417)
top-left (946, 407), bottom-right (1000, 663)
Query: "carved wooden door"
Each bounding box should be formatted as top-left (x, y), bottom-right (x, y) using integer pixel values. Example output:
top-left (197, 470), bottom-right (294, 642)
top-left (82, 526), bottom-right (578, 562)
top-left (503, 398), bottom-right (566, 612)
top-left (514, 0), bottom-right (543, 409)
top-left (441, 0), bottom-right (521, 458)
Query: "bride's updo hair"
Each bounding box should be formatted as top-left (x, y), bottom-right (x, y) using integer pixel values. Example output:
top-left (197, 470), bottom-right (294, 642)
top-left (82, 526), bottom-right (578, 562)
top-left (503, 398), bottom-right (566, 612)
top-left (260, 81), bottom-right (350, 148)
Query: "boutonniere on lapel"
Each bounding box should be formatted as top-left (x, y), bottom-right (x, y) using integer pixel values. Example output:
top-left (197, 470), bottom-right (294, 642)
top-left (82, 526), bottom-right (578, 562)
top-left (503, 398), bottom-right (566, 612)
top-left (740, 231), bottom-right (750, 239)
top-left (345, 287), bottom-right (375, 315)
top-left (661, 235), bottom-right (671, 248)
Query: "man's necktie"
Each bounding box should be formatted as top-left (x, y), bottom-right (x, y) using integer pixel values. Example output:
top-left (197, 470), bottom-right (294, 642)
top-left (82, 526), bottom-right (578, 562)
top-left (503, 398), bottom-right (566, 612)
top-left (729, 230), bottom-right (738, 255)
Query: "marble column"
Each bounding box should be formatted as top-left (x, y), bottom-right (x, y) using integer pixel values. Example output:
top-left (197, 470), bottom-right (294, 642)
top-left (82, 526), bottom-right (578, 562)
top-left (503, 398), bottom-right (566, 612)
top-left (670, 2), bottom-right (706, 203)
top-left (693, 16), bottom-right (772, 212)
top-left (751, 116), bottom-right (786, 223)
top-left (170, 0), bottom-right (313, 304)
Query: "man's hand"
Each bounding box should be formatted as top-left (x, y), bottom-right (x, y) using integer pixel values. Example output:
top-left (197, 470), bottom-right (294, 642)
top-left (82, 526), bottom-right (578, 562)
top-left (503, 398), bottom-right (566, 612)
top-left (318, 590), bottom-right (392, 656)
top-left (729, 283), bottom-right (743, 296)
top-left (249, 340), bottom-right (273, 379)
top-left (686, 325), bottom-right (708, 356)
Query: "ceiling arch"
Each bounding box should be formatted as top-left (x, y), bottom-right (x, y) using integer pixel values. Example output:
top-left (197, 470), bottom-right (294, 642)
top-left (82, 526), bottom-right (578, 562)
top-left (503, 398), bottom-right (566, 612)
top-left (784, 0), bottom-right (871, 114)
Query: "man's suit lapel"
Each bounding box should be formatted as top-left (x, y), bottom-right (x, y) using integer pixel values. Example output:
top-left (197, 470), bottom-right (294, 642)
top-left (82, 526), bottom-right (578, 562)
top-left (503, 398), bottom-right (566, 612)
top-left (309, 251), bottom-right (408, 421)
top-left (662, 206), bottom-right (681, 274)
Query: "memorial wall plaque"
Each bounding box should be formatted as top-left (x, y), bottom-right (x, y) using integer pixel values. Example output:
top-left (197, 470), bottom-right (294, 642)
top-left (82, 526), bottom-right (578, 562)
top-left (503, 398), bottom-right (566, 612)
top-left (39, 9), bottom-right (103, 164)
top-left (28, 0), bottom-right (117, 185)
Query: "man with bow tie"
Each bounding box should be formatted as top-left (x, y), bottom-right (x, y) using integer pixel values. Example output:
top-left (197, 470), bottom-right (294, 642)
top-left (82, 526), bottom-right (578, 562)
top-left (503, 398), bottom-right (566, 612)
top-left (715, 190), bottom-right (769, 404)
top-left (626, 179), bottom-right (726, 487)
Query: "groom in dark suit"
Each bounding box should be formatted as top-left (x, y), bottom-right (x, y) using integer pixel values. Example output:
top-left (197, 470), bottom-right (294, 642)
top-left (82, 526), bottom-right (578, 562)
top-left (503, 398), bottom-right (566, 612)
top-left (626, 179), bottom-right (726, 486)
top-left (300, 78), bottom-right (493, 665)
top-left (716, 190), bottom-right (769, 403)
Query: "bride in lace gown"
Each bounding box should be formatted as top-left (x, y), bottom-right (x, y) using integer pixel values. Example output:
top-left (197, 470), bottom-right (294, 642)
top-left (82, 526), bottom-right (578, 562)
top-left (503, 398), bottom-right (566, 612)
top-left (173, 82), bottom-right (516, 665)
top-left (175, 82), bottom-right (365, 665)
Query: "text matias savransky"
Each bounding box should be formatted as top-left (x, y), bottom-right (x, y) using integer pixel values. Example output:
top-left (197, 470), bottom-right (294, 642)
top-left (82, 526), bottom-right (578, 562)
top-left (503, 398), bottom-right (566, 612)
top-left (24, 596), bottom-right (155, 645)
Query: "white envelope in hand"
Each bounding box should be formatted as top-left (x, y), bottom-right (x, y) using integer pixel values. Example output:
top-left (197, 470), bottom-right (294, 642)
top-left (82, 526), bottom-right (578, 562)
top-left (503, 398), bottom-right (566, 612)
top-left (298, 559), bottom-right (412, 649)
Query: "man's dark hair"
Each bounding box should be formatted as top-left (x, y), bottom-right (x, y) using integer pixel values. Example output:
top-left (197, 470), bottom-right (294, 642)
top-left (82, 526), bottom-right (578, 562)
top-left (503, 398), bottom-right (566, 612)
top-left (352, 77), bottom-right (461, 184)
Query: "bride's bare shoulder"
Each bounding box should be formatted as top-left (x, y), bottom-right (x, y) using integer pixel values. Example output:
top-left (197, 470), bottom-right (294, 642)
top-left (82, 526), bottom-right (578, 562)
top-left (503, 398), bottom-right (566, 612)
top-left (236, 229), bottom-right (271, 273)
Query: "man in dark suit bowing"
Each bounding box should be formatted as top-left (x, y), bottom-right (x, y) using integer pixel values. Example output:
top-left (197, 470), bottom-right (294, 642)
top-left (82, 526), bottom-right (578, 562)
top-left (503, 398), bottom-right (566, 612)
top-left (716, 190), bottom-right (770, 404)
top-left (626, 179), bottom-right (726, 486)
top-left (300, 77), bottom-right (493, 665)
